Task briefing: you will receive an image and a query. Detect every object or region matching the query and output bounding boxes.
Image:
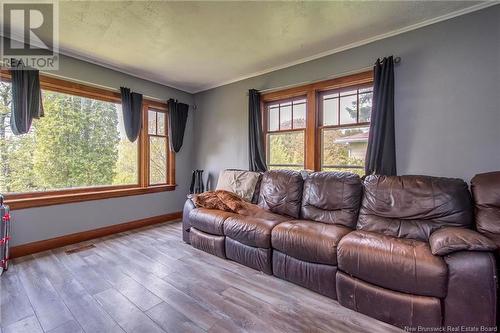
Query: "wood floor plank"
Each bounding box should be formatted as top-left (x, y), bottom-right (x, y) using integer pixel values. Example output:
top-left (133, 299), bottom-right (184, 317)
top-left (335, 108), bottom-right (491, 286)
top-left (161, 272), bottom-right (277, 332)
top-left (30, 252), bottom-right (124, 333)
top-left (15, 256), bottom-right (75, 332)
top-left (119, 267), bottom-right (224, 331)
top-left (3, 315), bottom-right (43, 333)
top-left (2, 222), bottom-right (403, 333)
top-left (46, 320), bottom-right (84, 333)
top-left (94, 289), bottom-right (165, 333)
top-left (0, 263), bottom-right (36, 328)
top-left (146, 302), bottom-right (205, 333)
top-left (82, 253), bottom-right (163, 312)
top-left (97, 239), bottom-right (173, 278)
top-left (52, 247), bottom-right (113, 295)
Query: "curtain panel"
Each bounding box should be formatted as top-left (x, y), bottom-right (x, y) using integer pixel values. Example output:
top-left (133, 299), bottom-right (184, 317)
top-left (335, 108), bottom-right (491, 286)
top-left (248, 89), bottom-right (267, 172)
top-left (10, 68), bottom-right (44, 135)
top-left (167, 99), bottom-right (189, 153)
top-left (365, 56), bottom-right (397, 176)
top-left (120, 87), bottom-right (143, 142)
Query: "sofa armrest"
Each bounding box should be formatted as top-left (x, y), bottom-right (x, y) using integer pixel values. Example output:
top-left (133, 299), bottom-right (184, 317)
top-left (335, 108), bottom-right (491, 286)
top-left (182, 196), bottom-right (196, 244)
top-left (429, 227), bottom-right (496, 256)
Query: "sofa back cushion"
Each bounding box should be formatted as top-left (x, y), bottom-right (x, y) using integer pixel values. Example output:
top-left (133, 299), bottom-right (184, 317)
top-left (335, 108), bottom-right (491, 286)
top-left (258, 170), bottom-right (304, 218)
top-left (471, 171), bottom-right (500, 246)
top-left (301, 171), bottom-right (362, 228)
top-left (358, 175), bottom-right (472, 241)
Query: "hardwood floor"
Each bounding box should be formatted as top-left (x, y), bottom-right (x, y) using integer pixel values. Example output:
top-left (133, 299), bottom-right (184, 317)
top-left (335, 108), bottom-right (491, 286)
top-left (1, 221), bottom-right (403, 333)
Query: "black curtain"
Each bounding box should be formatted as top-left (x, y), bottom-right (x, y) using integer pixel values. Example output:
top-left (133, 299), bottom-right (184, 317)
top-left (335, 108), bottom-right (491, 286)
top-left (120, 87), bottom-right (143, 142)
top-left (365, 56), bottom-right (397, 176)
top-left (167, 99), bottom-right (189, 153)
top-left (10, 68), bottom-right (44, 135)
top-left (248, 89), bottom-right (267, 172)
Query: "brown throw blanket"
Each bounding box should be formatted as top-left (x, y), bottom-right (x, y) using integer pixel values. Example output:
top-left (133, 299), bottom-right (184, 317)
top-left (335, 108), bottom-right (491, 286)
top-left (192, 190), bottom-right (286, 221)
top-left (191, 190), bottom-right (247, 213)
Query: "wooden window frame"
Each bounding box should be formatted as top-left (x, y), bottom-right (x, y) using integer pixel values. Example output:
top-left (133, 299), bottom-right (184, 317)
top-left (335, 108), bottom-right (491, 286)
top-left (261, 71), bottom-right (373, 172)
top-left (0, 71), bottom-right (176, 210)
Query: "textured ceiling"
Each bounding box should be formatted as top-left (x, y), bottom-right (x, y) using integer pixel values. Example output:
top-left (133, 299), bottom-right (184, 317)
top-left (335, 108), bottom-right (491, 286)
top-left (19, 1), bottom-right (494, 92)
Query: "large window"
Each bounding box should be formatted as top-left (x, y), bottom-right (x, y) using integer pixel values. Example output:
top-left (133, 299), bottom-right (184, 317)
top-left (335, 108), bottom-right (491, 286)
top-left (319, 85), bottom-right (372, 175)
top-left (265, 97), bottom-right (306, 170)
top-left (261, 71), bottom-right (373, 174)
top-left (0, 72), bottom-right (175, 209)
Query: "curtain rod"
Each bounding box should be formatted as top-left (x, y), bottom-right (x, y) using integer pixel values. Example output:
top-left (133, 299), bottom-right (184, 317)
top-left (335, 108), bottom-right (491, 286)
top-left (254, 56), bottom-right (401, 95)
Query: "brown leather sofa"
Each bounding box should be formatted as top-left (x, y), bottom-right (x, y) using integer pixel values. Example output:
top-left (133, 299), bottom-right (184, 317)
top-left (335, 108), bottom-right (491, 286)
top-left (472, 171), bottom-right (500, 322)
top-left (182, 170), bottom-right (498, 330)
top-left (472, 171), bottom-right (500, 249)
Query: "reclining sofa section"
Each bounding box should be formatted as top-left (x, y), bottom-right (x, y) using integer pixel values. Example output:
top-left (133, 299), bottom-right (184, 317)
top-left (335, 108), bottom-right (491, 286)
top-left (182, 170), bottom-right (497, 330)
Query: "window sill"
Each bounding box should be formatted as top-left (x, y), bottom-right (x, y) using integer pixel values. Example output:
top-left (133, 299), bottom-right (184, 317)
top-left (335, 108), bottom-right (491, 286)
top-left (4, 185), bottom-right (177, 210)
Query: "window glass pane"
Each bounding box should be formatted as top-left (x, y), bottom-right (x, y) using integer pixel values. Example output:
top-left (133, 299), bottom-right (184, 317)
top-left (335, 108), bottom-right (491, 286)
top-left (279, 104), bottom-right (292, 130)
top-left (322, 97), bottom-right (339, 126)
top-left (339, 95), bottom-right (357, 124)
top-left (268, 131), bottom-right (304, 169)
top-left (358, 92), bottom-right (373, 123)
top-left (115, 104), bottom-right (139, 185)
top-left (157, 112), bottom-right (166, 135)
top-left (148, 110), bottom-right (156, 135)
top-left (292, 103), bottom-right (306, 129)
top-left (268, 107), bottom-right (279, 131)
top-left (321, 126), bottom-right (369, 176)
top-left (340, 89), bottom-right (357, 97)
top-left (0, 85), bottom-right (138, 193)
top-left (149, 136), bottom-right (167, 184)
top-left (359, 87), bottom-right (372, 94)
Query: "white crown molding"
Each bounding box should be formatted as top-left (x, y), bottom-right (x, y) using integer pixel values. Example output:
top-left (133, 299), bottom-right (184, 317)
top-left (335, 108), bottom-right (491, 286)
top-left (2, 2), bottom-right (497, 95)
top-left (193, 1), bottom-right (499, 93)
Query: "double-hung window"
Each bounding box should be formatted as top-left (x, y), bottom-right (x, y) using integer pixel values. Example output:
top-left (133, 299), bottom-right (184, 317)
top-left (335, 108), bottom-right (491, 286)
top-left (262, 71), bottom-right (373, 174)
top-left (319, 85), bottom-right (372, 175)
top-left (0, 72), bottom-right (176, 209)
top-left (264, 97), bottom-right (306, 170)
top-left (147, 108), bottom-right (169, 185)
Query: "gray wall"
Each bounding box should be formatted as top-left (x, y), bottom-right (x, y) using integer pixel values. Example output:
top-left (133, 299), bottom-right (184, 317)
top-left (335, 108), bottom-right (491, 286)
top-left (193, 6), bottom-right (500, 186)
top-left (10, 52), bottom-right (195, 246)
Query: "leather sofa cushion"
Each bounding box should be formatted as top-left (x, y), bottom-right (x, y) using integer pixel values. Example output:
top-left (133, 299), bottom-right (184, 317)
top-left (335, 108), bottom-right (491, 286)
top-left (336, 272), bottom-right (442, 329)
top-left (258, 170), bottom-right (304, 218)
top-left (273, 250), bottom-right (337, 299)
top-left (301, 172), bottom-right (362, 228)
top-left (189, 228), bottom-right (226, 258)
top-left (188, 208), bottom-right (237, 236)
top-left (272, 220), bottom-right (351, 265)
top-left (225, 237), bottom-right (273, 274)
top-left (471, 171), bottom-right (500, 246)
top-left (338, 230), bottom-right (448, 297)
top-left (429, 227), bottom-right (496, 256)
top-left (224, 215), bottom-right (283, 248)
top-left (358, 175), bottom-right (473, 241)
